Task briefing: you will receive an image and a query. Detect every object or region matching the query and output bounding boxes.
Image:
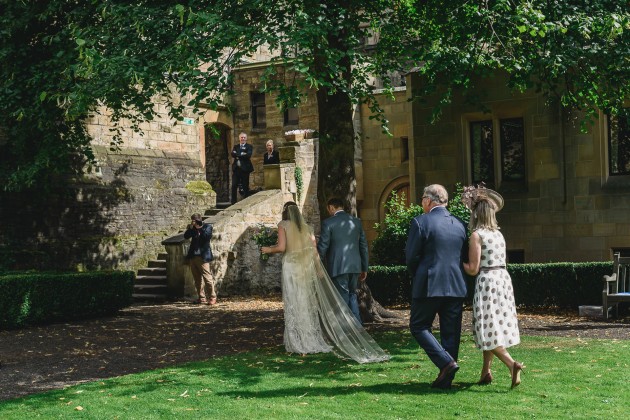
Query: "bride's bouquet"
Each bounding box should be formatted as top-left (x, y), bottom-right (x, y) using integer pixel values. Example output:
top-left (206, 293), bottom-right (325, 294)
top-left (252, 224), bottom-right (278, 261)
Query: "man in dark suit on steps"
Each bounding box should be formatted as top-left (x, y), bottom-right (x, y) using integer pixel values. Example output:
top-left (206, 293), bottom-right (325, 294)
top-left (231, 132), bottom-right (254, 204)
top-left (405, 184), bottom-right (468, 389)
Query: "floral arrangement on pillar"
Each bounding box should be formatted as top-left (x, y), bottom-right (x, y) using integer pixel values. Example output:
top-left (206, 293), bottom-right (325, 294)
top-left (284, 129), bottom-right (316, 142)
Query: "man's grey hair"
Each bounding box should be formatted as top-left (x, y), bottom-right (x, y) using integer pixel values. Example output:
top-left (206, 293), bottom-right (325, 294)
top-left (423, 184), bottom-right (448, 205)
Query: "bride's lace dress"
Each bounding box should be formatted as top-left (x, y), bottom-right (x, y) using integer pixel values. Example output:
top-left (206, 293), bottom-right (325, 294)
top-left (279, 212), bottom-right (390, 364)
top-left (281, 237), bottom-right (333, 354)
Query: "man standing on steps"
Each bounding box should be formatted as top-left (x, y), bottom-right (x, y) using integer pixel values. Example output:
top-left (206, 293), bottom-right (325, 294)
top-left (184, 213), bottom-right (216, 305)
top-left (231, 132), bottom-right (254, 204)
top-left (317, 197), bottom-right (368, 323)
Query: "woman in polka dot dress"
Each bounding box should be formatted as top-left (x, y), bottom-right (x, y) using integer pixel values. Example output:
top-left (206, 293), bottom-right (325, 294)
top-left (462, 187), bottom-right (524, 389)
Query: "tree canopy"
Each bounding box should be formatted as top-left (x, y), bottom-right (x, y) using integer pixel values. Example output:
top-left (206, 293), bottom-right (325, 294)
top-left (1, 0), bottom-right (628, 194)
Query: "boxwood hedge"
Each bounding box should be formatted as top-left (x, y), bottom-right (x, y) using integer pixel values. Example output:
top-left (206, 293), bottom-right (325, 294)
top-left (0, 271), bottom-right (134, 329)
top-left (368, 262), bottom-right (613, 308)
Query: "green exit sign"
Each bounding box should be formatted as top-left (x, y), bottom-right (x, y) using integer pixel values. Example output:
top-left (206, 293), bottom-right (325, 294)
top-left (183, 117), bottom-right (195, 125)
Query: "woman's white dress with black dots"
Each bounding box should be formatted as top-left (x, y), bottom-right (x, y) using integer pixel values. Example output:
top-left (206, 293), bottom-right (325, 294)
top-left (472, 228), bottom-right (520, 350)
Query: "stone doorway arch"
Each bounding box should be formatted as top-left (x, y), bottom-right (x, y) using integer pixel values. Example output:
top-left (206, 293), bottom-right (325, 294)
top-left (205, 123), bottom-right (231, 203)
top-left (378, 176), bottom-right (411, 222)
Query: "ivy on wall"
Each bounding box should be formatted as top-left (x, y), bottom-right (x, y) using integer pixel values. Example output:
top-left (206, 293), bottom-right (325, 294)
top-left (294, 166), bottom-right (303, 203)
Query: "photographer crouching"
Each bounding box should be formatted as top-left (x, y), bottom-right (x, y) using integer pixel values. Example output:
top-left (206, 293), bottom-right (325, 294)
top-left (184, 213), bottom-right (216, 305)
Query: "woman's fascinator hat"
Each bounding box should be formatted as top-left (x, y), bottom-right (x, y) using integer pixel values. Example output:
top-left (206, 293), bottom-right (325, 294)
top-left (462, 183), bottom-right (504, 212)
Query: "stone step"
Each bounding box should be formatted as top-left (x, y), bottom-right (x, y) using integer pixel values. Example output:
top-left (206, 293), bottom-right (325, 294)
top-left (137, 267), bottom-right (166, 276)
top-left (134, 283), bottom-right (168, 293)
top-left (147, 259), bottom-right (166, 268)
top-left (132, 293), bottom-right (168, 302)
top-left (204, 208), bottom-right (223, 216)
top-left (216, 202), bottom-right (232, 209)
top-left (135, 275), bottom-right (168, 285)
top-left (157, 252), bottom-right (168, 260)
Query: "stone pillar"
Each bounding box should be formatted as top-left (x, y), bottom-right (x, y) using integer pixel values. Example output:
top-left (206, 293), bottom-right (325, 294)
top-left (162, 233), bottom-right (196, 298)
top-left (263, 163), bottom-right (282, 189)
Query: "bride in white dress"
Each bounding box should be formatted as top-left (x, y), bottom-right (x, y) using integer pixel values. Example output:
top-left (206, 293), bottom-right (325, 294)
top-left (261, 202), bottom-right (390, 364)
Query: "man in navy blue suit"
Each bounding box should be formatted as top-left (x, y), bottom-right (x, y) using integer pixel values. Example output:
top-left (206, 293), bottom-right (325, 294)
top-left (405, 184), bottom-right (468, 389)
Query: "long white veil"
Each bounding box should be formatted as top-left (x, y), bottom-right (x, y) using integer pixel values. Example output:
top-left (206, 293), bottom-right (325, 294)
top-left (283, 205), bottom-right (390, 364)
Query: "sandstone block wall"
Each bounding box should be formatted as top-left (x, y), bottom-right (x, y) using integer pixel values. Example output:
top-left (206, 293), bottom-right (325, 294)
top-left (358, 89), bottom-right (410, 245)
top-left (406, 72), bottom-right (630, 262)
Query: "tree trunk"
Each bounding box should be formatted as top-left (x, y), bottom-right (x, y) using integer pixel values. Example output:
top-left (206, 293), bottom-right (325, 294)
top-left (315, 38), bottom-right (393, 324)
top-left (357, 281), bottom-right (403, 323)
top-left (316, 88), bottom-right (357, 216)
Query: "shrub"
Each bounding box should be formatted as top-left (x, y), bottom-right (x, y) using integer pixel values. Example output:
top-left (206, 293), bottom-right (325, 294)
top-left (371, 184), bottom-right (470, 266)
top-left (371, 191), bottom-right (422, 266)
top-left (368, 262), bottom-right (614, 309)
top-left (0, 271), bottom-right (135, 329)
top-left (573, 262), bottom-right (612, 305)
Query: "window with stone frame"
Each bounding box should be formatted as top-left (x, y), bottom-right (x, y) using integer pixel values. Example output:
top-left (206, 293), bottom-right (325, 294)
top-left (470, 120), bottom-right (495, 187)
top-left (400, 137), bottom-right (409, 163)
top-left (284, 107), bottom-right (299, 126)
top-left (611, 248), bottom-right (630, 258)
top-left (470, 117), bottom-right (526, 190)
top-left (607, 107), bottom-right (630, 176)
top-left (251, 92), bottom-right (266, 129)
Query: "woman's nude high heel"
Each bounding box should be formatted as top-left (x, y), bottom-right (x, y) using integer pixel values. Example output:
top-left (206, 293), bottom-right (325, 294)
top-left (511, 362), bottom-right (524, 389)
top-left (477, 372), bottom-right (493, 385)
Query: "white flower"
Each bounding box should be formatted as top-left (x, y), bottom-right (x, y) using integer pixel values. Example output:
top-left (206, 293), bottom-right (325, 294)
top-left (284, 129), bottom-right (315, 136)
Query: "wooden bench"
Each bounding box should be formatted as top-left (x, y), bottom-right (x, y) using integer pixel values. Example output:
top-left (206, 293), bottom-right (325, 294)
top-left (602, 253), bottom-right (630, 319)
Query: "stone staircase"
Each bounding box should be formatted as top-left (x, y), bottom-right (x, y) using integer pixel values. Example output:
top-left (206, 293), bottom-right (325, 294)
top-left (132, 253), bottom-right (168, 302)
top-left (132, 202), bottom-right (232, 302)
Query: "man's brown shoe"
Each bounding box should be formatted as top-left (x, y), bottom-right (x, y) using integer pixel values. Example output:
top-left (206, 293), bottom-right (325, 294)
top-left (431, 361), bottom-right (459, 389)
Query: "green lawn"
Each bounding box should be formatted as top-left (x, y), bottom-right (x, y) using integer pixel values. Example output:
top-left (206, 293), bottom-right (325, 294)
top-left (1, 332), bottom-right (628, 419)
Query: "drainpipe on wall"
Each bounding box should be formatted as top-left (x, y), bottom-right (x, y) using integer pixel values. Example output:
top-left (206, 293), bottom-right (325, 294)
top-left (559, 101), bottom-right (567, 204)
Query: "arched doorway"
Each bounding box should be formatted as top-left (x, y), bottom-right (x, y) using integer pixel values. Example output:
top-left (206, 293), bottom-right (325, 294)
top-left (378, 176), bottom-right (411, 222)
top-left (205, 124), bottom-right (230, 203)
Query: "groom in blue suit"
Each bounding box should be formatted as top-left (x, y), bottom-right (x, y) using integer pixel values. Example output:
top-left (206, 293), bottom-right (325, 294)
top-left (406, 184), bottom-right (468, 389)
top-left (318, 197), bottom-right (368, 323)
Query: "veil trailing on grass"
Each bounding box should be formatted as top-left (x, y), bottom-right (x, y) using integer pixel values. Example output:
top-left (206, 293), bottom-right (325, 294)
top-left (282, 205), bottom-right (390, 364)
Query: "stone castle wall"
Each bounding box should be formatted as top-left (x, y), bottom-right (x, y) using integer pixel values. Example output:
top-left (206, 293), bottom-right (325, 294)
top-left (0, 100), bottom-right (217, 271)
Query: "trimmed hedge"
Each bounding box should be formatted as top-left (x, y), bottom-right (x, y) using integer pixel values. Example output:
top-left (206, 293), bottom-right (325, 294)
top-left (0, 271), bottom-right (135, 329)
top-left (368, 262), bottom-right (613, 308)
top-left (367, 265), bottom-right (411, 306)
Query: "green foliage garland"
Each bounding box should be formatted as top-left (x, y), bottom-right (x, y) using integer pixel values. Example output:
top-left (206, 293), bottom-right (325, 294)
top-left (294, 166), bottom-right (303, 203)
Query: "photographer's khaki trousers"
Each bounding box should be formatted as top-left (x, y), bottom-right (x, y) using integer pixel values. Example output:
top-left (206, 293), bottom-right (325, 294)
top-left (190, 257), bottom-right (216, 302)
